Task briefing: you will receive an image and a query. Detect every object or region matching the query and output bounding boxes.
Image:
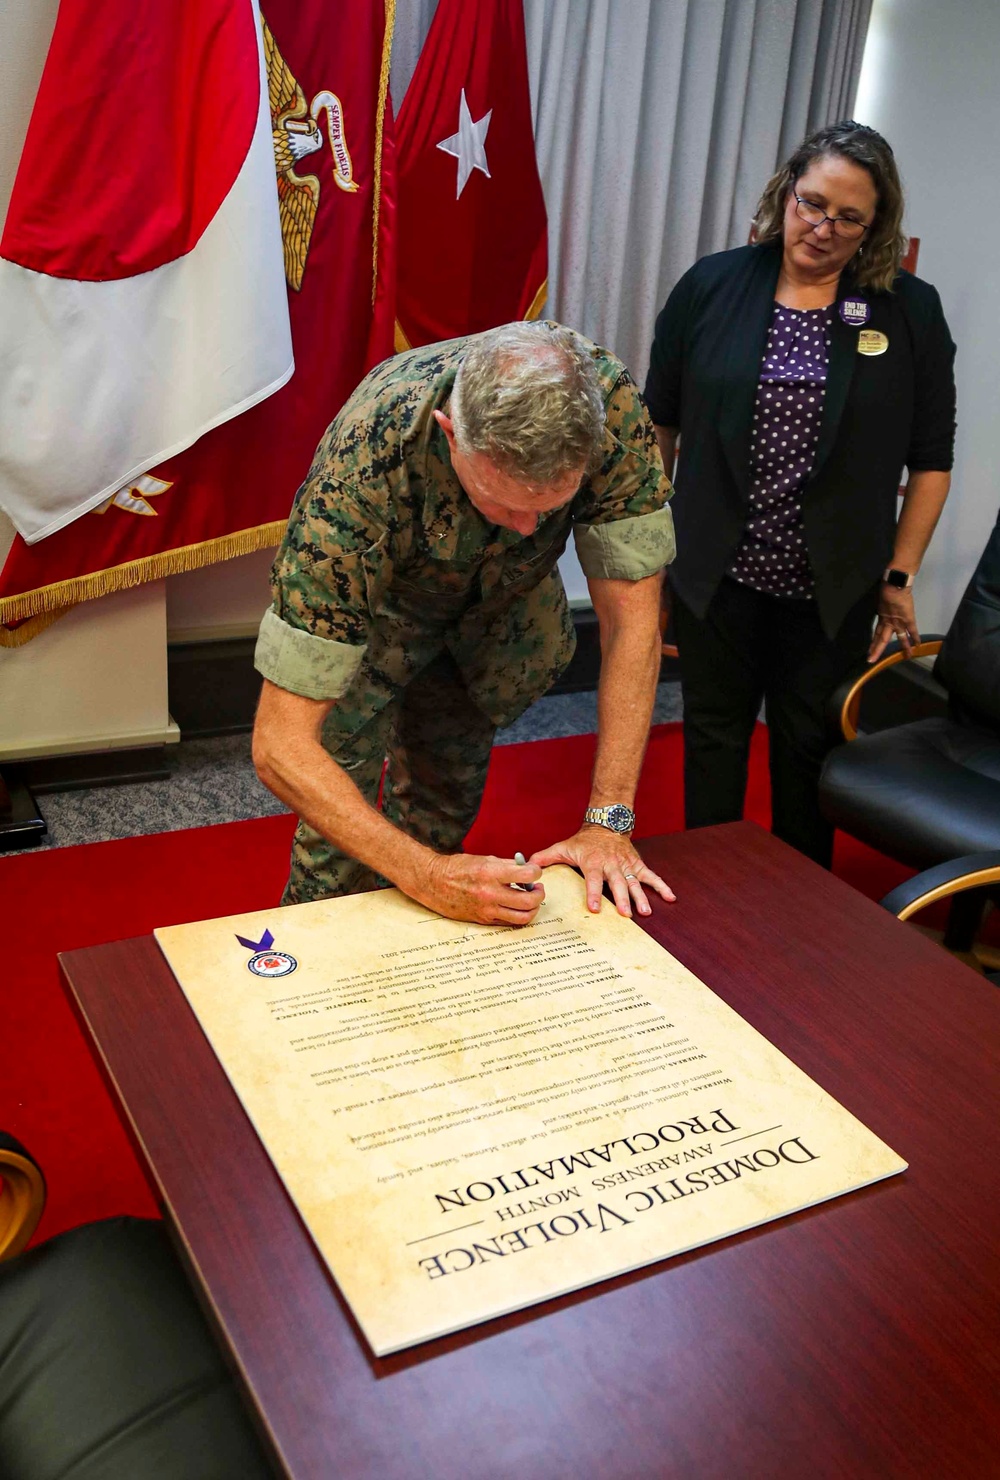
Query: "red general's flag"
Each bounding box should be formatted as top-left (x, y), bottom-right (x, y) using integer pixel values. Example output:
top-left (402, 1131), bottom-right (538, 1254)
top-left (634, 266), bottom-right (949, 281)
top-left (0, 0), bottom-right (293, 545)
top-left (393, 0), bottom-right (547, 350)
top-left (0, 0), bottom-right (396, 644)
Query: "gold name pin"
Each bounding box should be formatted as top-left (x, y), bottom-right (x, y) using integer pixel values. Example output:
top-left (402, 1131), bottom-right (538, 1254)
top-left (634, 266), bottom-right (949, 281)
top-left (857, 330), bottom-right (889, 356)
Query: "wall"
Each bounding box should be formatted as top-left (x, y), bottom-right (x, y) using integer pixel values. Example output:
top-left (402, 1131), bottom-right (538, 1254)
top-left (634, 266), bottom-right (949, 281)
top-left (854, 0), bottom-right (1000, 634)
top-left (166, 547), bottom-right (276, 643)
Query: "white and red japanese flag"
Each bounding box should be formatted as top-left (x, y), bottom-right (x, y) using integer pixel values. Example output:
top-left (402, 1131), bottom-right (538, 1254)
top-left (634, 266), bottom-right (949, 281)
top-left (0, 0), bottom-right (293, 546)
top-left (393, 0), bottom-right (547, 349)
top-left (0, 0), bottom-right (396, 641)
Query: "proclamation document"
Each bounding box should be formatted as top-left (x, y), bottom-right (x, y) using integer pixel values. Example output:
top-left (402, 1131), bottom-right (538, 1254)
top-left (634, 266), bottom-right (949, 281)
top-left (155, 867), bottom-right (905, 1355)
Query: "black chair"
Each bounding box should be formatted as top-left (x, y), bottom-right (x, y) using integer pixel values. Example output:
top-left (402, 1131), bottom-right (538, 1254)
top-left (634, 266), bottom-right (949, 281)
top-left (0, 1133), bottom-right (275, 1480)
top-left (820, 508), bottom-right (1000, 962)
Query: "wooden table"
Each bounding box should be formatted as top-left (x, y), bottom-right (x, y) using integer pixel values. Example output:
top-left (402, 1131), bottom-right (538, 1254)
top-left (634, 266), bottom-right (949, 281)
top-left (59, 822), bottom-right (1000, 1479)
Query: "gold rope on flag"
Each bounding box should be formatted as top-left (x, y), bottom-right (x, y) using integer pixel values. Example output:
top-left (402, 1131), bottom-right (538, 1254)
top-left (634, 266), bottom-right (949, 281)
top-left (372, 0), bottom-right (395, 303)
top-left (523, 278), bottom-right (549, 320)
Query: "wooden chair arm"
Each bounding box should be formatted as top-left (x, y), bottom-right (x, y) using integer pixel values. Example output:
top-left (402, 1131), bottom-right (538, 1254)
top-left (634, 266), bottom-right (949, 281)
top-left (832, 636), bottom-right (945, 741)
top-left (0, 1132), bottom-right (47, 1260)
top-left (880, 852), bottom-right (1000, 922)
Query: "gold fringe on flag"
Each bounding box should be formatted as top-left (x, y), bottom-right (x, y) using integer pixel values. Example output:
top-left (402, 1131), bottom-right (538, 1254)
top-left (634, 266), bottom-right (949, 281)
top-left (0, 520), bottom-right (288, 629)
top-left (0, 606), bottom-right (71, 648)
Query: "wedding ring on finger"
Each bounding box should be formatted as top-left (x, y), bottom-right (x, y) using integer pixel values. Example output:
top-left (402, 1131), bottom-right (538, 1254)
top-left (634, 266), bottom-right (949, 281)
top-left (623, 871), bottom-right (637, 881)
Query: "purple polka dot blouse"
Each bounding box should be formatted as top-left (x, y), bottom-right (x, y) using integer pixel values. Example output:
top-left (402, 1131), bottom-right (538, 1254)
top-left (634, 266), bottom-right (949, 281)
top-left (727, 301), bottom-right (835, 597)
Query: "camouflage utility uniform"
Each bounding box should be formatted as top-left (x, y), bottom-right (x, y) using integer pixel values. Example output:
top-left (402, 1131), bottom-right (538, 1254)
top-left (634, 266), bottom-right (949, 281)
top-left (255, 324), bottom-right (675, 903)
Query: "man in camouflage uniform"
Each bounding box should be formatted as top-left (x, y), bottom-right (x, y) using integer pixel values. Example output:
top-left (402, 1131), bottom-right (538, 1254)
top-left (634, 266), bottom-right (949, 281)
top-left (253, 321), bottom-right (676, 926)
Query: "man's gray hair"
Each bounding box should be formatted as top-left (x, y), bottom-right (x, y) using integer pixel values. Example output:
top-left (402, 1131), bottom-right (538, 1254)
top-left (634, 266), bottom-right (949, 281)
top-left (450, 322), bottom-right (606, 484)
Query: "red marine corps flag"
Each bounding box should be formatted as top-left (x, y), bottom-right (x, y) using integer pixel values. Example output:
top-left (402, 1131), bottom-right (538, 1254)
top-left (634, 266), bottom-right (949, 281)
top-left (0, 0), bottom-right (396, 644)
top-left (393, 0), bottom-right (546, 350)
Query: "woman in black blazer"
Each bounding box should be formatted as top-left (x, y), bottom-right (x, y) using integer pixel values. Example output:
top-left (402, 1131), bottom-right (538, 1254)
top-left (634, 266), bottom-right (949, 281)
top-left (644, 120), bottom-right (956, 867)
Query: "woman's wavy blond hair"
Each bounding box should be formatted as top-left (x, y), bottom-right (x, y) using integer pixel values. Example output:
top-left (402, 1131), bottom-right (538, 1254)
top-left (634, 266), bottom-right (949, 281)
top-left (752, 120), bottom-right (906, 293)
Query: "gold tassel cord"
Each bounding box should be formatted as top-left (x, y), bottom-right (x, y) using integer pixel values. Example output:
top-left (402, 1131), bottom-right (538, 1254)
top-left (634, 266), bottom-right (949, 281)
top-left (372, 0), bottom-right (396, 305)
top-left (0, 521), bottom-right (288, 627)
top-left (524, 278), bottom-right (549, 321)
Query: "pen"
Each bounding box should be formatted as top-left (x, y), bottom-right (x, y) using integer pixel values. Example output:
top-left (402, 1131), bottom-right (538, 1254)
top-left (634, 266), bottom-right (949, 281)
top-left (511, 851), bottom-right (536, 892)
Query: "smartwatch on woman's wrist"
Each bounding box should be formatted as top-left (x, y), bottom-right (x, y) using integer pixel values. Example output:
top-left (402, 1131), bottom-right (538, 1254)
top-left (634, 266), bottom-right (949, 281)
top-left (882, 567), bottom-right (915, 589)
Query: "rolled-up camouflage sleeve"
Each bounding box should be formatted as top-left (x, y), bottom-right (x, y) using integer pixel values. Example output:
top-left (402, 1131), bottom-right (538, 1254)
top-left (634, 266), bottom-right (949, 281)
top-left (573, 371), bottom-right (675, 581)
top-left (254, 475), bottom-right (393, 701)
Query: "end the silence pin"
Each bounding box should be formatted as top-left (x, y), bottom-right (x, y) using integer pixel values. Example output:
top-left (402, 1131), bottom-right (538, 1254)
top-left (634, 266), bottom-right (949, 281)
top-left (839, 296), bottom-right (871, 327)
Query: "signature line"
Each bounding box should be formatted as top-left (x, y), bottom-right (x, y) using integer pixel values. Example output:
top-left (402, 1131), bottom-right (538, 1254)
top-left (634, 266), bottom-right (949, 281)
top-left (719, 1124), bottom-right (783, 1147)
top-left (405, 1220), bottom-right (485, 1246)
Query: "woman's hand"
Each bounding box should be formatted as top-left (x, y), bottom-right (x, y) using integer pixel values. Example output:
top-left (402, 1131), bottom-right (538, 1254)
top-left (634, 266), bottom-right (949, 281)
top-left (868, 585), bottom-right (919, 663)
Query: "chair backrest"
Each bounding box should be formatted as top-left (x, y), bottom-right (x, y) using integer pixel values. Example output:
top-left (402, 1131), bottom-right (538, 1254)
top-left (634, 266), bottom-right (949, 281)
top-left (934, 507), bottom-right (1000, 731)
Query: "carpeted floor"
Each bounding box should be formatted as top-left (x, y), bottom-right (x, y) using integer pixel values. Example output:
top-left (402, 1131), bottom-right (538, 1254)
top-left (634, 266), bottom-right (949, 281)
top-left (4, 716), bottom-right (914, 1247)
top-left (11, 682), bottom-right (686, 853)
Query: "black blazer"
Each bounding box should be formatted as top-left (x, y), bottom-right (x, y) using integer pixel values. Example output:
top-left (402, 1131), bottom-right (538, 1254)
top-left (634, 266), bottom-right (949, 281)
top-left (644, 241), bottom-right (957, 638)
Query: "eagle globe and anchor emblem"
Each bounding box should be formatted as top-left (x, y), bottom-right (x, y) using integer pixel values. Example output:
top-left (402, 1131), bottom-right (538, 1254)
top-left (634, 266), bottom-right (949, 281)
top-left (236, 927), bottom-right (298, 978)
top-left (263, 11), bottom-right (358, 293)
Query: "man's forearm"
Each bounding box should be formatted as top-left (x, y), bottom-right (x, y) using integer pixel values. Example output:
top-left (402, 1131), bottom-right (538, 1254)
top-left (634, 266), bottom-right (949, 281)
top-left (588, 576), bottom-right (663, 809)
top-left (253, 702), bottom-right (433, 895)
top-left (253, 679), bottom-right (543, 925)
top-left (527, 573), bottom-right (675, 916)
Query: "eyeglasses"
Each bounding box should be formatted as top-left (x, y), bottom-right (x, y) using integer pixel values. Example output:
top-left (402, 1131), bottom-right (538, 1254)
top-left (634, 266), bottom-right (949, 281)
top-left (793, 193), bottom-right (870, 240)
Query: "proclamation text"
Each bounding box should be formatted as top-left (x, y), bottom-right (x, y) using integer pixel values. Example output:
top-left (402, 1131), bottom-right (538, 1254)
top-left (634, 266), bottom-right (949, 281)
top-left (155, 867), bottom-right (905, 1353)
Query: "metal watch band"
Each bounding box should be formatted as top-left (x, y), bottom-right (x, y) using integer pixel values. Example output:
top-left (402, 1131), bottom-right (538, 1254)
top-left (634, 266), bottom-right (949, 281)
top-left (583, 803), bottom-right (636, 834)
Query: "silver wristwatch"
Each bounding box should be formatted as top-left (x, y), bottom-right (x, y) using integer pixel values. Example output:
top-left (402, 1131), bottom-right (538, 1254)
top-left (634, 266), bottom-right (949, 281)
top-left (583, 803), bottom-right (636, 834)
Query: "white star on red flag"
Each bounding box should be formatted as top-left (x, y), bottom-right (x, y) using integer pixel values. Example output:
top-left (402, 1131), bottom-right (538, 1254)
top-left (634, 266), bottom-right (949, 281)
top-left (436, 88), bottom-right (492, 199)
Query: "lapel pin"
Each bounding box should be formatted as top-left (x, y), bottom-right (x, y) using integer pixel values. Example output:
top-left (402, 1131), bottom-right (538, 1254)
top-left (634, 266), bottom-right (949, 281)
top-left (839, 297), bottom-right (871, 327)
top-left (857, 329), bottom-right (889, 356)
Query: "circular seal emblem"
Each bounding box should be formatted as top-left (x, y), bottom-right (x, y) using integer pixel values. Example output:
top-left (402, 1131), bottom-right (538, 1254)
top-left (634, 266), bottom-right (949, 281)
top-left (248, 950), bottom-right (297, 978)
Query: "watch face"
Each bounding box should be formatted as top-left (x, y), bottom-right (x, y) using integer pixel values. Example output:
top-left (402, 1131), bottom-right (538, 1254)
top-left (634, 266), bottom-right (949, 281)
top-left (606, 804), bottom-right (634, 833)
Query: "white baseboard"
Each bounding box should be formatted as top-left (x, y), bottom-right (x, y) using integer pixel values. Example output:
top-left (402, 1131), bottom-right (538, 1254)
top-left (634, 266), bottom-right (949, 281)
top-left (0, 716), bottom-right (180, 763)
